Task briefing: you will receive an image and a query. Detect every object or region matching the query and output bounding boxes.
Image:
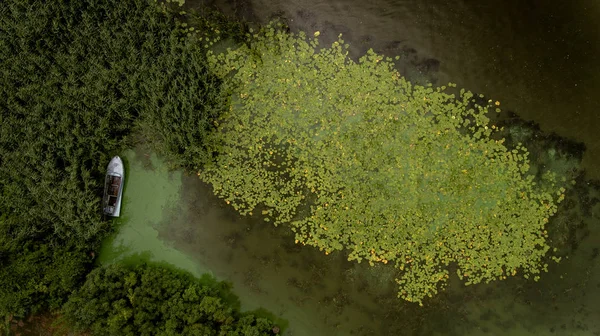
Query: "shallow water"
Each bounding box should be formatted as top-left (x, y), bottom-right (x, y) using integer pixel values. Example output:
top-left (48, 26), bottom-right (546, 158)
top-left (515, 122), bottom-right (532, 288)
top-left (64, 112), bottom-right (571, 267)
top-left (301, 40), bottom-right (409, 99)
top-left (101, 1), bottom-right (600, 334)
top-left (97, 148), bottom-right (206, 277)
top-left (99, 145), bottom-right (600, 335)
top-left (99, 148), bottom-right (407, 335)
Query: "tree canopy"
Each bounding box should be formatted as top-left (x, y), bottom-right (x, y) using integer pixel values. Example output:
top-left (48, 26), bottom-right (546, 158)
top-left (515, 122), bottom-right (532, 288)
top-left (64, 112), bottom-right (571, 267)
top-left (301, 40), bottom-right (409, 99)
top-left (62, 263), bottom-right (276, 336)
top-left (200, 26), bottom-right (564, 304)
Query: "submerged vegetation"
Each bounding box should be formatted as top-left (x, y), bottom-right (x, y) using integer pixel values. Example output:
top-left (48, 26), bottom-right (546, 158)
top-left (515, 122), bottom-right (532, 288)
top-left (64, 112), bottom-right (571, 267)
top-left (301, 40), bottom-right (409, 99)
top-left (201, 26), bottom-right (565, 304)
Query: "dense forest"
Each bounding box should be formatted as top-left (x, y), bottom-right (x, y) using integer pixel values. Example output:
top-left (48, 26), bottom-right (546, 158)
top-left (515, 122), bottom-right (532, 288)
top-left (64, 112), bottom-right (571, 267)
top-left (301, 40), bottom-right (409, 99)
top-left (0, 0), bottom-right (278, 334)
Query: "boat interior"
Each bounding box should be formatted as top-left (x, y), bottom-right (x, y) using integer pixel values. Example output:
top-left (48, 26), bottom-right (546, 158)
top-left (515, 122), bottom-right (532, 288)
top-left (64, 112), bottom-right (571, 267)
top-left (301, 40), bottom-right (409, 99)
top-left (105, 175), bottom-right (122, 208)
top-left (107, 175), bottom-right (121, 196)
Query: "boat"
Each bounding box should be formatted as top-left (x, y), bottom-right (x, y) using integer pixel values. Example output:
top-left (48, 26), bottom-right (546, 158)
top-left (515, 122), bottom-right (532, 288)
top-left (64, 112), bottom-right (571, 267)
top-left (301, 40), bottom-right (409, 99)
top-left (103, 156), bottom-right (124, 217)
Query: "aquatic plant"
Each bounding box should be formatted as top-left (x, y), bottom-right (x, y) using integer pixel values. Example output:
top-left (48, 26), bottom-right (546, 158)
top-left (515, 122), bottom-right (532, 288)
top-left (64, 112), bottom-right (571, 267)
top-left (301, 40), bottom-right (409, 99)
top-left (200, 25), bottom-right (564, 304)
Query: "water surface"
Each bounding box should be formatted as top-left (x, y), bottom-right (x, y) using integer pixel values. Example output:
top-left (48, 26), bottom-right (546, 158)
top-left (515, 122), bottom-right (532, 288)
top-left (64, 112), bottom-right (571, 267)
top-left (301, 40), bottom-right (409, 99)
top-left (98, 146), bottom-right (600, 335)
top-left (102, 0), bottom-right (600, 333)
top-left (97, 148), bottom-right (205, 277)
top-left (194, 0), bottom-right (600, 179)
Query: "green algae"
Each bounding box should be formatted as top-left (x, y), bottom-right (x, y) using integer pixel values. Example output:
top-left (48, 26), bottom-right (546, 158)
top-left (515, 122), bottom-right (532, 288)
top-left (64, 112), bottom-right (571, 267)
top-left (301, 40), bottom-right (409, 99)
top-left (97, 149), bottom-right (206, 278)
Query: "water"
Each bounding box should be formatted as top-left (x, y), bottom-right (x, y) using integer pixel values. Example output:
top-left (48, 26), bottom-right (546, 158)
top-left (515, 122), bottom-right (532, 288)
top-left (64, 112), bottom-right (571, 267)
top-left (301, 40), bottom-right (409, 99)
top-left (100, 1), bottom-right (600, 334)
top-left (97, 148), bottom-right (205, 276)
top-left (194, 0), bottom-right (600, 179)
top-left (100, 148), bottom-right (408, 335)
top-left (99, 146), bottom-right (600, 335)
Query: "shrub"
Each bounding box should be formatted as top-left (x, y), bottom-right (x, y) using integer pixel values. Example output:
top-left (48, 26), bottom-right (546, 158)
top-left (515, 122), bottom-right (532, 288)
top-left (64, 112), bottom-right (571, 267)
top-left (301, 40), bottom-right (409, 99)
top-left (62, 263), bottom-right (275, 336)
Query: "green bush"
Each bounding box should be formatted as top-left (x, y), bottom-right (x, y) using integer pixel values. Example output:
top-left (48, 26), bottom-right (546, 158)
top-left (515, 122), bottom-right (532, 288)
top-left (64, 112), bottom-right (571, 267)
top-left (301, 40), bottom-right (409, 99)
top-left (61, 263), bottom-right (275, 336)
top-left (200, 25), bottom-right (564, 304)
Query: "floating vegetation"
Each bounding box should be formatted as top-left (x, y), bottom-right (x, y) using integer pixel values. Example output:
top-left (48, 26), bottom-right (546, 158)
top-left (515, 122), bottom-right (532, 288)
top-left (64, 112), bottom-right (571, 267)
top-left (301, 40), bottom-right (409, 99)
top-left (200, 24), bottom-right (565, 304)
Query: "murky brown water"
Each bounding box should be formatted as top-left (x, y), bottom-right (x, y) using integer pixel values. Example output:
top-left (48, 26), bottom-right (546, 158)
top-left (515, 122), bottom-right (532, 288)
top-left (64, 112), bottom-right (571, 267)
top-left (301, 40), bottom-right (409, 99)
top-left (99, 147), bottom-right (599, 335)
top-left (186, 0), bottom-right (599, 334)
top-left (193, 0), bottom-right (600, 180)
top-left (156, 167), bottom-right (600, 336)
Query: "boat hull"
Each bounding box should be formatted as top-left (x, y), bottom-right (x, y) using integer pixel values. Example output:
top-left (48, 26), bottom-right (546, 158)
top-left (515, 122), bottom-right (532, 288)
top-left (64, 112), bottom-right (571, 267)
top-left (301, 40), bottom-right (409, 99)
top-left (103, 156), bottom-right (124, 217)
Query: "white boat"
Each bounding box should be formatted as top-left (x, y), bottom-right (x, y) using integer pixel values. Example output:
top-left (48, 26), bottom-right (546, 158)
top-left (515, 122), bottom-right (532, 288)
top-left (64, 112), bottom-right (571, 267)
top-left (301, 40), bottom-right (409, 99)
top-left (103, 156), bottom-right (124, 217)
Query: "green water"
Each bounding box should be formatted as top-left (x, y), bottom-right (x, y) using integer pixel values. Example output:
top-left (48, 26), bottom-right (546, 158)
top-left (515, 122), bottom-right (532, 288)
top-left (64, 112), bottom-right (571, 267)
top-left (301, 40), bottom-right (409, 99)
top-left (97, 147), bottom-right (403, 335)
top-left (97, 148), bottom-right (206, 278)
top-left (98, 145), bottom-right (599, 335)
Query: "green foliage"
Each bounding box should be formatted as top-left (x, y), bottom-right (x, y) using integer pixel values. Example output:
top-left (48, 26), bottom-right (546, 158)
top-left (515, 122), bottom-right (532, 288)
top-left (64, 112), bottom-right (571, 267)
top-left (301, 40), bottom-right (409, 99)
top-left (133, 3), bottom-right (244, 171)
top-left (61, 263), bottom-right (276, 336)
top-left (0, 0), bottom-right (226, 318)
top-left (133, 0), bottom-right (253, 171)
top-left (201, 25), bottom-right (564, 304)
top-left (131, 28), bottom-right (225, 170)
top-left (0, 0), bottom-right (144, 317)
top-left (0, 238), bottom-right (91, 318)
